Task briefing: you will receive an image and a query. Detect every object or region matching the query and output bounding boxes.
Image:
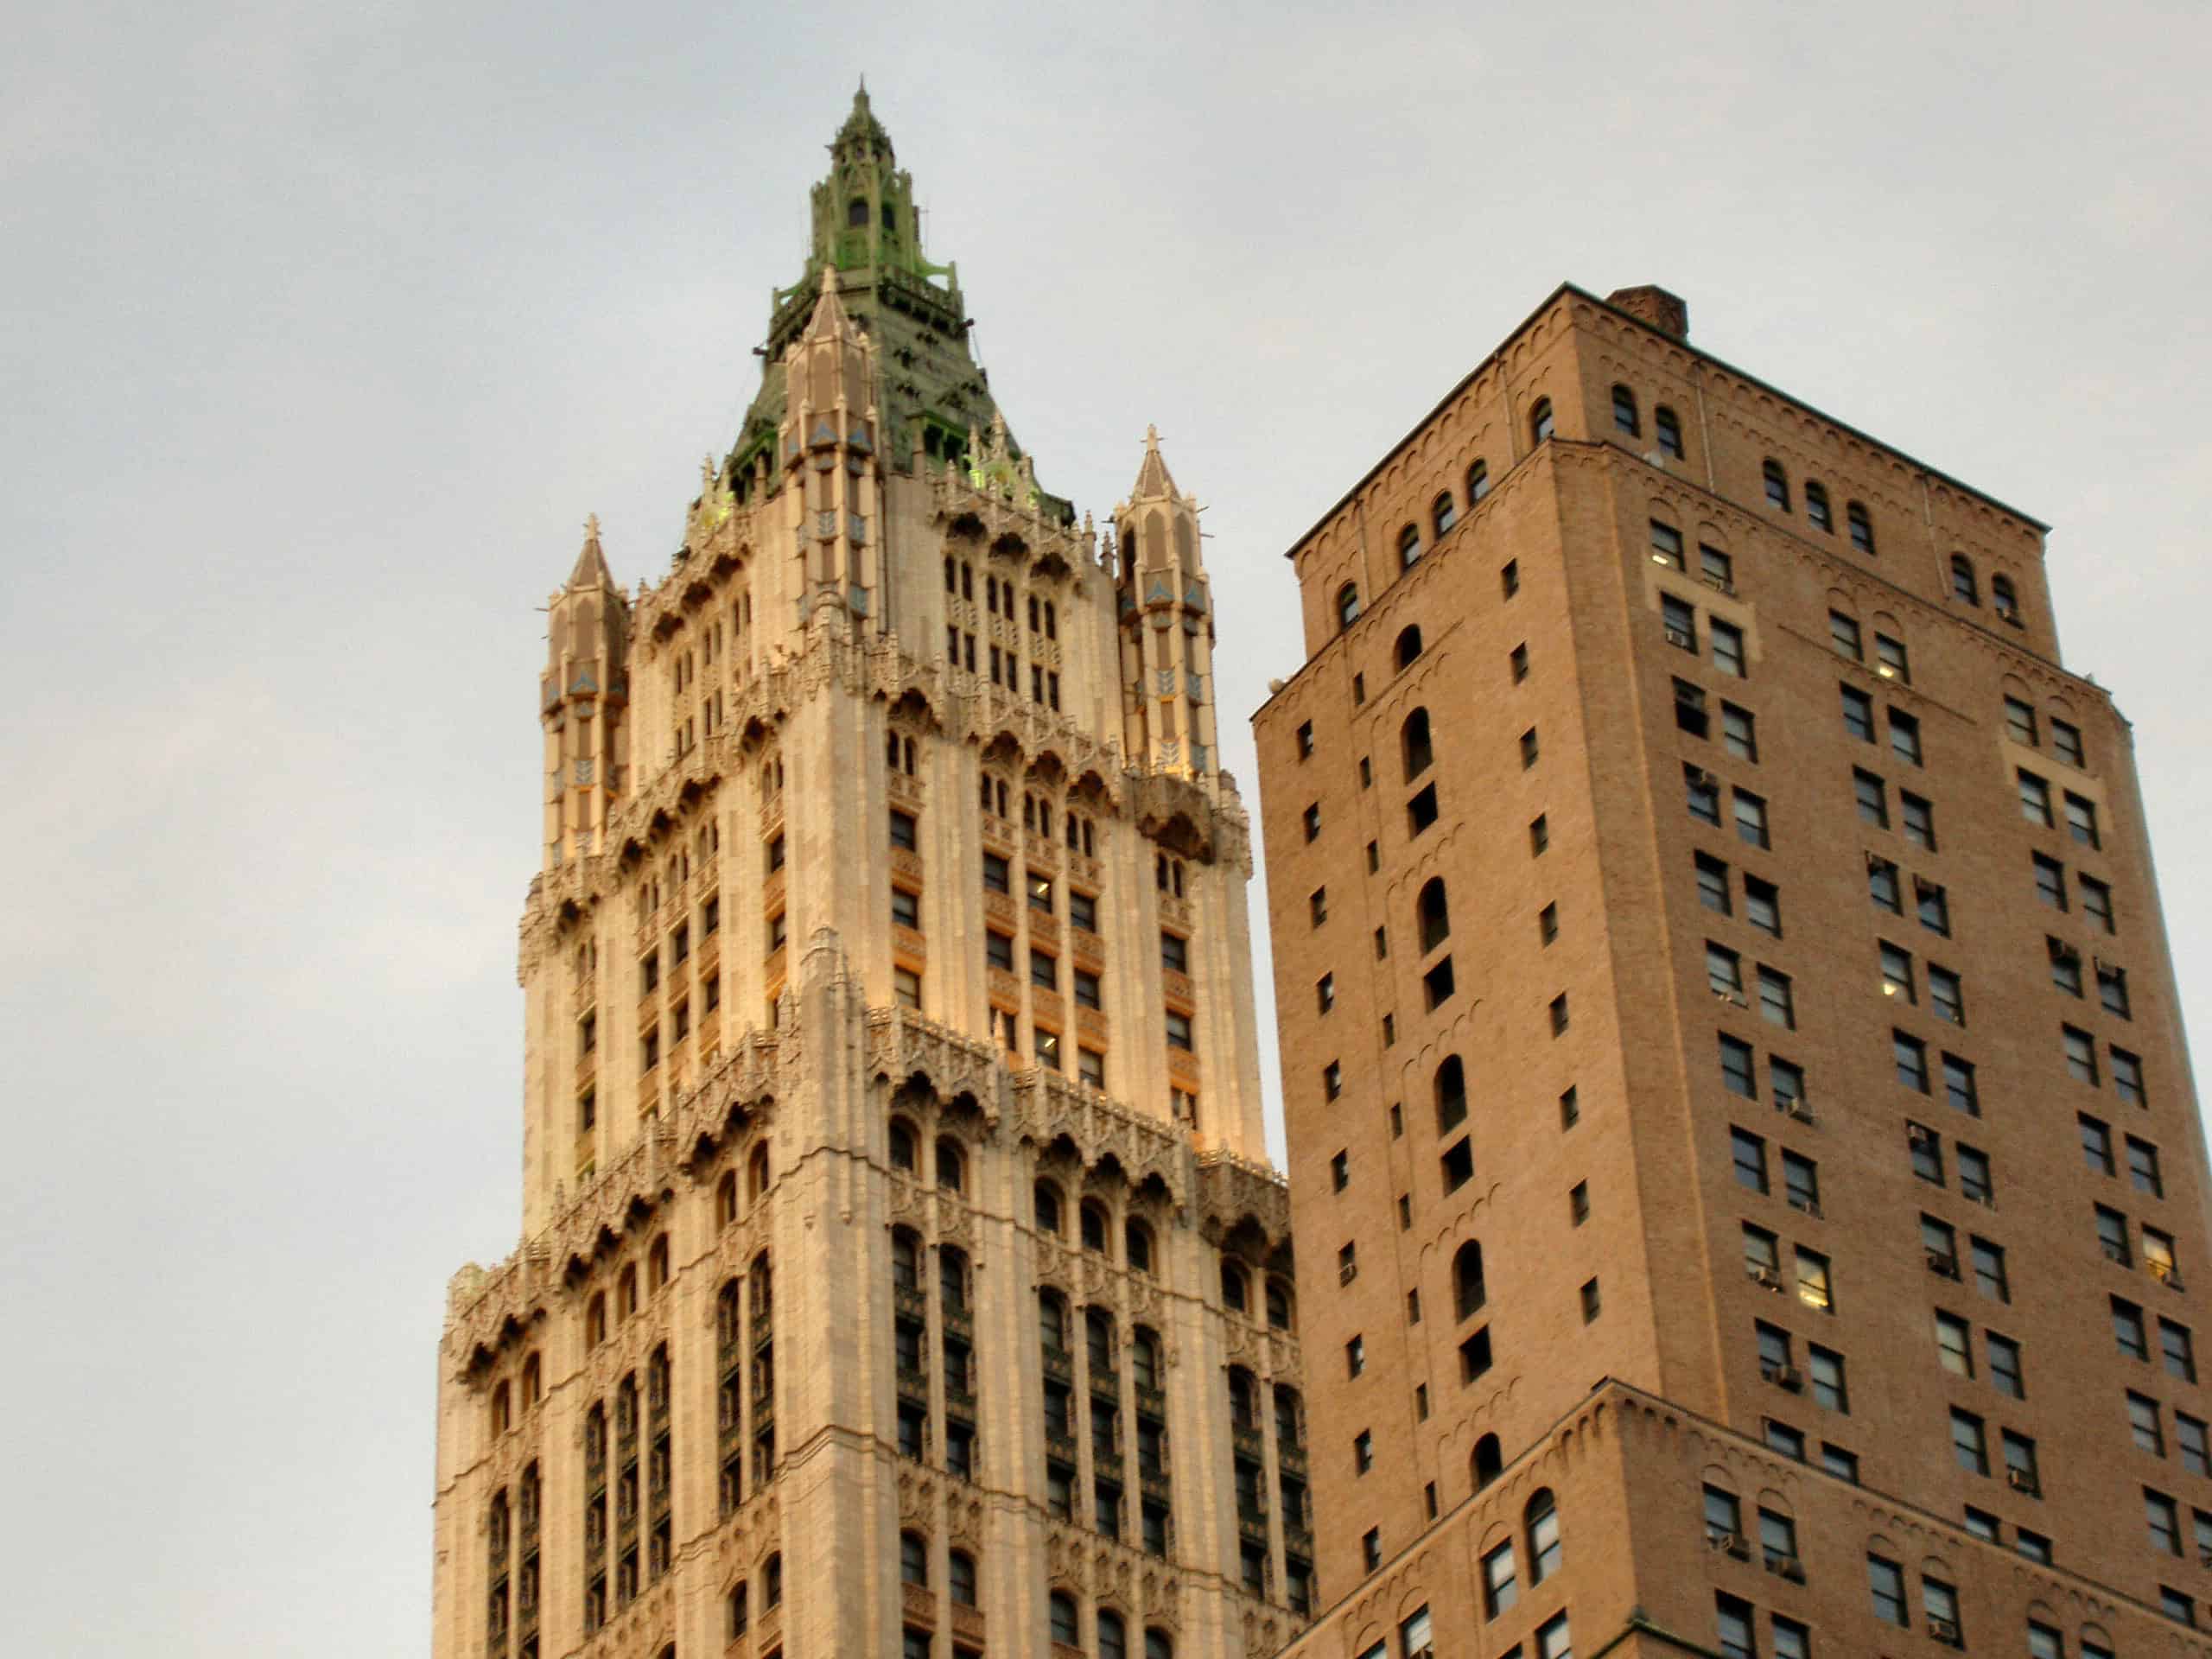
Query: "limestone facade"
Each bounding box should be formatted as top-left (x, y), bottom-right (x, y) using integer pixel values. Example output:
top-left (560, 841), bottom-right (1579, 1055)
top-left (1254, 284), bottom-right (2212, 1657)
top-left (431, 94), bottom-right (1306, 1659)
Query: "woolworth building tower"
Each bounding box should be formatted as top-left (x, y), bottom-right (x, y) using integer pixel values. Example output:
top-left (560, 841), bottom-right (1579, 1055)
top-left (430, 92), bottom-right (1310, 1659)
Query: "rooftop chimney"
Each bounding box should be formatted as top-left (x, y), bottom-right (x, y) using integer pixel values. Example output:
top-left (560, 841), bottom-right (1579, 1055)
top-left (1605, 285), bottom-right (1689, 341)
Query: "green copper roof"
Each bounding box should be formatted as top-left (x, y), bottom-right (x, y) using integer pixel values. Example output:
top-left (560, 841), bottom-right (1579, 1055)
top-left (726, 89), bottom-right (1069, 523)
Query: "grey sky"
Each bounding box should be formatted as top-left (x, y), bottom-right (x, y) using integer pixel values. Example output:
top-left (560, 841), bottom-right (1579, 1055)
top-left (4, 3), bottom-right (2209, 1651)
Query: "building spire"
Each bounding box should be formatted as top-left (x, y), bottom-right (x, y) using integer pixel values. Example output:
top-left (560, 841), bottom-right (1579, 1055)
top-left (1131, 423), bottom-right (1178, 501)
top-left (568, 512), bottom-right (613, 589)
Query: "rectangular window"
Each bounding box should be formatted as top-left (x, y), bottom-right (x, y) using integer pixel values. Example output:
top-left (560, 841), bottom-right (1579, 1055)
top-left (1712, 620), bottom-right (1746, 677)
top-left (1649, 520), bottom-right (1686, 569)
top-left (1875, 632), bottom-right (1910, 681)
top-left (1942, 1054), bottom-right (1979, 1117)
top-left (889, 810), bottom-right (918, 851)
top-left (2064, 791), bottom-right (2101, 848)
top-left (1910, 1126), bottom-right (1946, 1186)
top-left (2113, 1047), bottom-right (2146, 1105)
top-left (1829, 611), bottom-right (1864, 659)
top-left (2148, 1488), bottom-right (2183, 1555)
top-left (1868, 855), bottom-right (1901, 912)
top-left (1662, 594), bottom-right (1698, 652)
top-left (2116, 1296), bottom-right (2151, 1359)
top-left (1069, 890), bottom-right (1098, 933)
top-left (1697, 853), bottom-right (1732, 913)
top-left (1901, 791), bottom-right (1936, 849)
top-left (1929, 966), bottom-right (1964, 1025)
top-left (2050, 936), bottom-right (2085, 996)
top-left (1808, 1344), bottom-right (1847, 1412)
top-left (890, 886), bottom-right (920, 930)
top-left (1715, 1593), bottom-right (1756, 1659)
top-left (1732, 1128), bottom-right (1769, 1193)
top-left (1868, 1554), bottom-right (1907, 1626)
top-left (1073, 969), bottom-right (1101, 1010)
top-left (1783, 1151), bottom-right (1819, 1214)
top-left (1879, 941), bottom-right (1916, 1002)
top-left (2002, 1430), bottom-right (2039, 1493)
top-left (1916, 880), bottom-right (1950, 935)
top-left (1733, 789), bottom-right (1769, 849)
top-left (1773, 1615), bottom-right (1809, 1659)
top-left (2100, 963), bottom-right (2132, 1019)
top-left (2005, 695), bottom-right (2039, 745)
top-left (1950, 1406), bottom-right (1988, 1472)
top-left (1972, 1236), bottom-right (2010, 1303)
top-left (2034, 853), bottom-right (2068, 910)
top-left (1758, 968), bottom-right (1795, 1029)
top-left (2130, 1390), bottom-right (2167, 1454)
top-left (1700, 543), bottom-right (1734, 587)
top-left (2129, 1136), bottom-right (2164, 1197)
top-left (1164, 1011), bottom-right (1193, 1053)
top-left (1719, 1033), bottom-right (1757, 1099)
top-left (1743, 1224), bottom-right (1781, 1279)
top-left (1840, 684), bottom-right (1876, 742)
top-left (2053, 718), bottom-right (2086, 767)
top-left (1936, 1311), bottom-right (1974, 1376)
top-left (1821, 1442), bottom-right (1860, 1484)
top-left (2162, 1319), bottom-right (2196, 1382)
top-left (2082, 875), bottom-right (2115, 932)
top-left (1988, 1332), bottom-right (2024, 1398)
top-left (1745, 877), bottom-right (1781, 937)
top-left (1889, 709), bottom-right (1923, 766)
top-left (1795, 1247), bottom-right (1832, 1313)
top-left (1707, 942), bottom-right (1745, 1001)
top-left (2018, 769), bottom-right (2055, 827)
top-left (2082, 1113), bottom-right (2116, 1173)
top-left (1894, 1030), bottom-right (1929, 1092)
top-left (1722, 702), bottom-right (1758, 762)
top-left (2064, 1025), bottom-right (2099, 1084)
top-left (1030, 949), bottom-right (1058, 990)
top-left (2178, 1412), bottom-right (2209, 1476)
top-left (2096, 1204), bottom-right (2133, 1266)
top-left (1687, 765), bottom-right (1722, 824)
top-left (982, 851), bottom-right (1010, 894)
top-left (1956, 1144), bottom-right (1993, 1204)
top-left (1854, 768), bottom-right (1889, 828)
top-left (986, 931), bottom-right (1014, 972)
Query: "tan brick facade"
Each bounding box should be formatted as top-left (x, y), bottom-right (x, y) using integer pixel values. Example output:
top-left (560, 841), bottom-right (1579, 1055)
top-left (1255, 284), bottom-right (2212, 1658)
top-left (430, 97), bottom-right (1307, 1659)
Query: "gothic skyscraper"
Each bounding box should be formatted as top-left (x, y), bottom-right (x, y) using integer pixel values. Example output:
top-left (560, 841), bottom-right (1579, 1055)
top-left (432, 92), bottom-right (1308, 1659)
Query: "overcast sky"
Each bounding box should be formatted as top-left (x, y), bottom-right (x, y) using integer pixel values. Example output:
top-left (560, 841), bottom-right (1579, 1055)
top-left (5, 3), bottom-right (2209, 1652)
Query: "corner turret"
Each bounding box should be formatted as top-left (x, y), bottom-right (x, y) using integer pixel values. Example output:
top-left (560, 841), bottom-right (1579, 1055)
top-left (1115, 427), bottom-right (1219, 781)
top-left (539, 515), bottom-right (631, 869)
top-left (778, 268), bottom-right (883, 625)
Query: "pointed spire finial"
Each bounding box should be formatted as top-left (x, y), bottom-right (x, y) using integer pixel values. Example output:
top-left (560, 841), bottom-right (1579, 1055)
top-left (567, 513), bottom-right (614, 590)
top-left (585, 512), bottom-right (601, 541)
top-left (1131, 424), bottom-right (1178, 500)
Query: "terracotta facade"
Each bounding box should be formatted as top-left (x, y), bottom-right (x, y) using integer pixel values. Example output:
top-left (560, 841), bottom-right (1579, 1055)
top-left (430, 96), bottom-right (1306, 1659)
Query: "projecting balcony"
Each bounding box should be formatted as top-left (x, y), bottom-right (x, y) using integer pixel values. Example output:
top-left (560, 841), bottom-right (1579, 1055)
top-left (902, 1580), bottom-right (936, 1626)
top-left (987, 967), bottom-right (1022, 1005)
top-left (1140, 1469), bottom-right (1172, 1506)
top-left (1030, 912), bottom-right (1062, 950)
top-left (893, 923), bottom-right (929, 963)
top-left (951, 1604), bottom-right (985, 1645)
top-left (1135, 1382), bottom-right (1166, 1420)
top-left (945, 1375), bottom-right (976, 1418)
top-left (1025, 834), bottom-right (1062, 874)
top-left (889, 847), bottom-right (925, 886)
top-left (1071, 928), bottom-right (1105, 973)
top-left (1070, 852), bottom-right (1103, 888)
top-left (1159, 893), bottom-right (1192, 929)
top-left (896, 1367), bottom-right (931, 1408)
top-left (637, 988), bottom-right (660, 1032)
top-left (1238, 1509), bottom-right (1270, 1548)
top-left (1161, 968), bottom-right (1196, 1007)
top-left (1077, 1007), bottom-right (1109, 1044)
top-left (1166, 1046), bottom-right (1201, 1089)
top-left (1046, 1427), bottom-right (1078, 1465)
top-left (893, 1283), bottom-right (927, 1321)
top-left (762, 868), bottom-right (786, 914)
top-left (1277, 1440), bottom-right (1306, 1477)
top-left (1042, 1344), bottom-right (1072, 1383)
top-left (1032, 988), bottom-right (1065, 1027)
top-left (1231, 1424), bottom-right (1264, 1463)
top-left (888, 769), bottom-right (925, 810)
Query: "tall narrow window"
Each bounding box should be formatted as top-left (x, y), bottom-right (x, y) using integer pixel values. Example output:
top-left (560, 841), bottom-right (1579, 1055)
top-left (1530, 397), bottom-right (1554, 443)
top-left (1656, 405), bottom-right (1685, 458)
top-left (1763, 459), bottom-right (1790, 511)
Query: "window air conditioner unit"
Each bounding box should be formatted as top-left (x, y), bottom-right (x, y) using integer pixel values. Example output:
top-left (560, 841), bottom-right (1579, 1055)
top-left (1338, 1262), bottom-right (1357, 1286)
top-left (1764, 1363), bottom-right (1804, 1392)
top-left (1781, 1099), bottom-right (1815, 1124)
top-left (1749, 1265), bottom-right (1783, 1290)
top-left (1909, 1123), bottom-right (1936, 1145)
top-left (1789, 1197), bottom-right (1822, 1220)
top-left (1971, 1192), bottom-right (1997, 1211)
top-left (1709, 1530), bottom-right (1751, 1560)
top-left (2005, 1467), bottom-right (2040, 1496)
top-left (1930, 1616), bottom-right (1964, 1648)
top-left (1926, 1249), bottom-right (1961, 1280)
top-left (1767, 1554), bottom-right (1807, 1584)
top-left (1687, 766), bottom-right (1717, 788)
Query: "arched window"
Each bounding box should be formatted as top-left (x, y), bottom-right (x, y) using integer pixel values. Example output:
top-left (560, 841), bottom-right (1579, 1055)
top-left (1419, 878), bottom-right (1451, 953)
top-left (490, 1381), bottom-right (511, 1437)
top-left (1132, 1327), bottom-right (1162, 1390)
top-left (727, 1580), bottom-right (750, 1637)
top-left (1228, 1366), bottom-right (1258, 1428)
top-left (586, 1292), bottom-right (607, 1350)
top-left (1950, 555), bottom-right (1980, 605)
top-left (748, 1142), bottom-right (771, 1201)
top-left (1124, 1219), bottom-right (1154, 1275)
top-left (1473, 1433), bottom-right (1503, 1490)
top-left (1397, 523), bottom-right (1422, 572)
top-left (1085, 1306), bottom-right (1116, 1374)
top-left (1081, 1201), bottom-right (1109, 1255)
top-left (1526, 1488), bottom-right (1562, 1581)
top-left (888, 1118), bottom-right (917, 1172)
top-left (936, 1137), bottom-right (964, 1194)
top-left (1039, 1291), bottom-right (1068, 1355)
top-left (892, 1228), bottom-right (922, 1291)
top-left (522, 1352), bottom-right (541, 1407)
top-left (1147, 1631), bottom-right (1175, 1659)
top-left (1034, 1180), bottom-right (1064, 1235)
top-left (1395, 625), bottom-right (1423, 671)
top-left (1992, 575), bottom-right (2019, 620)
top-left (647, 1234), bottom-right (669, 1292)
top-left (1611, 384), bottom-right (1640, 436)
top-left (899, 1531), bottom-right (929, 1586)
top-left (762, 1552), bottom-right (783, 1608)
top-left (1266, 1279), bottom-right (1294, 1331)
top-left (715, 1169), bottom-right (739, 1228)
top-left (1433, 492), bottom-right (1457, 537)
top-left (1050, 1592), bottom-right (1081, 1644)
top-left (1454, 1240), bottom-right (1486, 1319)
top-left (1221, 1259), bottom-right (1249, 1313)
top-left (1336, 582), bottom-right (1361, 631)
top-left (1274, 1384), bottom-right (1303, 1448)
top-left (1805, 480), bottom-right (1833, 532)
top-left (949, 1549), bottom-right (977, 1605)
top-left (1099, 1610), bottom-right (1128, 1659)
top-left (617, 1264), bottom-right (638, 1320)
top-left (1655, 405), bottom-right (1685, 459)
top-left (1847, 500), bottom-right (1876, 555)
top-left (1468, 458), bottom-right (1491, 502)
top-left (646, 1342), bottom-right (671, 1416)
top-left (848, 197), bottom-right (869, 229)
top-left (1436, 1053), bottom-right (1467, 1132)
top-left (1529, 398), bottom-right (1554, 444)
top-left (939, 1244), bottom-right (969, 1312)
top-left (1402, 708), bottom-right (1433, 780)
top-left (1763, 459), bottom-right (1790, 511)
